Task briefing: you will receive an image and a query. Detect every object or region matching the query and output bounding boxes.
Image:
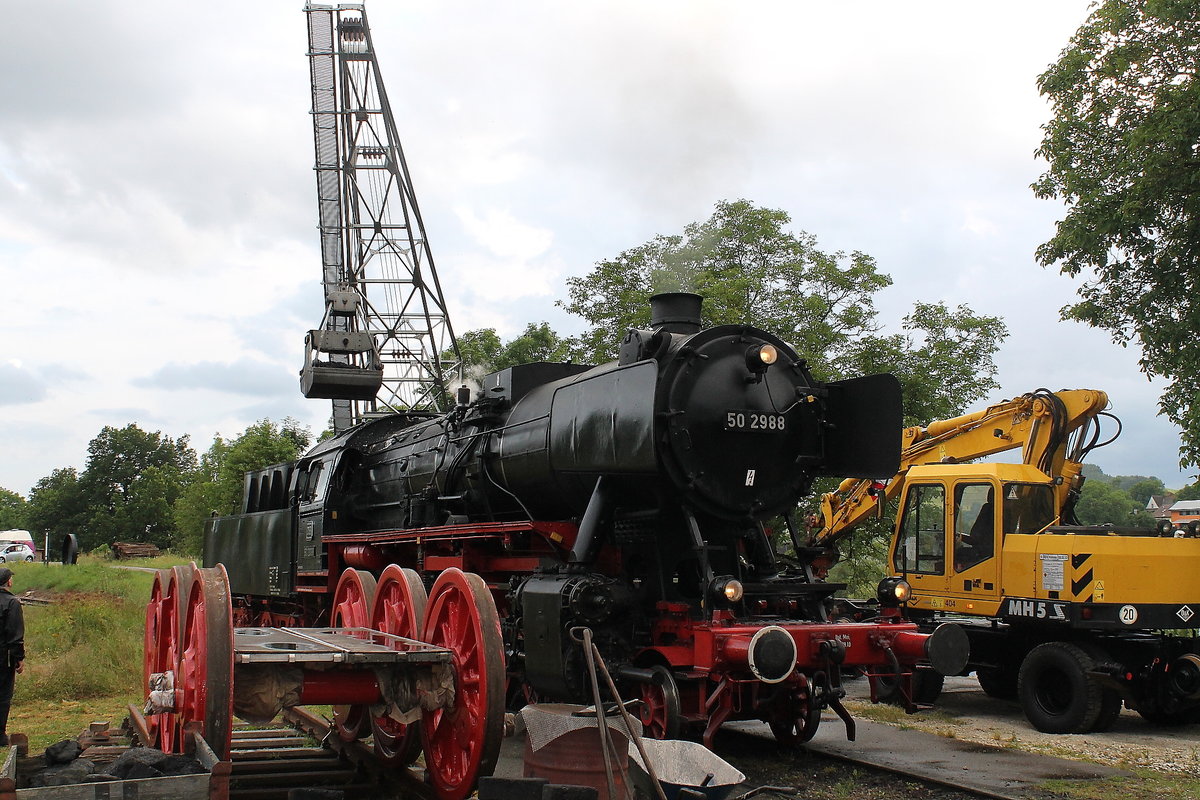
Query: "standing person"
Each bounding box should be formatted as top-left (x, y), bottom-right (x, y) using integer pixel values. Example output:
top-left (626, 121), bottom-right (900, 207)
top-left (0, 568), bottom-right (24, 747)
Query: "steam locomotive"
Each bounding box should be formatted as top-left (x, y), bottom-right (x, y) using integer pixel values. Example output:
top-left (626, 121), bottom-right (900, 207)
top-left (205, 293), bottom-right (967, 748)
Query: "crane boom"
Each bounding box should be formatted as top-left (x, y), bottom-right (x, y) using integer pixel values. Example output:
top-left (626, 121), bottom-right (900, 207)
top-left (812, 389), bottom-right (1111, 549)
top-left (301, 4), bottom-right (461, 433)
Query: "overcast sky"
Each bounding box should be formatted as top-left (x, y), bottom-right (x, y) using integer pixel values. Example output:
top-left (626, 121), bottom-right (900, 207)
top-left (1, 1), bottom-right (1192, 497)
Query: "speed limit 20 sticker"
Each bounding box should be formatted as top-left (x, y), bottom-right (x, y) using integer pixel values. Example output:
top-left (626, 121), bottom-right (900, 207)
top-left (1119, 605), bottom-right (1139, 625)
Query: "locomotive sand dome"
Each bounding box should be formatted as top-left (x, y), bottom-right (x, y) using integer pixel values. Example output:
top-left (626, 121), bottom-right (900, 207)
top-left (202, 293), bottom-right (968, 773)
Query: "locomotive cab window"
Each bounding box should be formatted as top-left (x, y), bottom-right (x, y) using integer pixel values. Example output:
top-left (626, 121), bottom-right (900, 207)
top-left (953, 483), bottom-right (994, 572)
top-left (895, 483), bottom-right (945, 575)
top-left (1001, 483), bottom-right (1056, 535)
top-left (299, 460), bottom-right (326, 504)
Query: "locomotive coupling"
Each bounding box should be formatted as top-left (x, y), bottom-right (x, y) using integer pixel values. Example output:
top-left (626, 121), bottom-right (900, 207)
top-left (720, 625), bottom-right (798, 684)
top-left (924, 624), bottom-right (971, 677)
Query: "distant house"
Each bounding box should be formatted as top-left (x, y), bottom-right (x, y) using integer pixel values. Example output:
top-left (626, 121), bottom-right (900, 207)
top-left (1168, 499), bottom-right (1200, 524)
top-left (1146, 495), bottom-right (1176, 520)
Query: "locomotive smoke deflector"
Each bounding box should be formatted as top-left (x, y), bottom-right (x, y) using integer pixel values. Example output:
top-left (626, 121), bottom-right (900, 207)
top-left (817, 372), bottom-right (904, 479)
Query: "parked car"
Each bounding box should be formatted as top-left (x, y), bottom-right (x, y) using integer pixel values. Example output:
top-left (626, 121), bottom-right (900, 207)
top-left (0, 544), bottom-right (35, 563)
top-left (0, 530), bottom-right (36, 560)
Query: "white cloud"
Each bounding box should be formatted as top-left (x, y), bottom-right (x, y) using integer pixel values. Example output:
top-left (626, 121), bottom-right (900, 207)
top-left (455, 206), bottom-right (553, 262)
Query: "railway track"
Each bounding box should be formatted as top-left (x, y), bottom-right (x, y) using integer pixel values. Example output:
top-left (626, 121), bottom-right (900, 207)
top-left (226, 707), bottom-right (430, 800)
top-left (119, 704), bottom-right (430, 800)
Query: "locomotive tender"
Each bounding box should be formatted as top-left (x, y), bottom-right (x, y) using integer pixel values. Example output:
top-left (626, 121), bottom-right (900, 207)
top-left (206, 293), bottom-right (968, 747)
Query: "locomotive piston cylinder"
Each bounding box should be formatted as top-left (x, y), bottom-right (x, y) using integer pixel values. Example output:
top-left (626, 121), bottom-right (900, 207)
top-left (720, 625), bottom-right (798, 684)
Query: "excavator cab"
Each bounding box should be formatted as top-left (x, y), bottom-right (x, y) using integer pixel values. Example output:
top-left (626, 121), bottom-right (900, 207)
top-left (891, 464), bottom-right (1055, 617)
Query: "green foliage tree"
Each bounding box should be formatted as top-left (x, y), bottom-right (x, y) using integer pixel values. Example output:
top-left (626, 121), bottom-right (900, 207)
top-left (560, 199), bottom-right (1008, 425)
top-left (1075, 479), bottom-right (1142, 525)
top-left (172, 419), bottom-right (312, 555)
top-left (1176, 481), bottom-right (1200, 501)
top-left (456, 328), bottom-right (503, 373)
top-left (455, 323), bottom-right (574, 375)
top-left (75, 424), bottom-right (197, 551)
top-left (1127, 477), bottom-right (1167, 507)
top-left (561, 200), bottom-right (894, 369)
top-left (847, 302), bottom-right (1009, 426)
top-left (24, 468), bottom-right (88, 548)
top-left (0, 488), bottom-right (26, 531)
top-left (1034, 0), bottom-right (1200, 467)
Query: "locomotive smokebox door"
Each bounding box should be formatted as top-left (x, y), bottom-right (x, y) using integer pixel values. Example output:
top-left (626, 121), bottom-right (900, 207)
top-left (818, 373), bottom-right (903, 479)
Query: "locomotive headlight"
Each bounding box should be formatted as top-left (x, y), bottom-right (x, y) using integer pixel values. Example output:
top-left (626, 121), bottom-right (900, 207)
top-left (709, 576), bottom-right (744, 606)
top-left (876, 576), bottom-right (911, 607)
top-left (745, 343), bottom-right (778, 373)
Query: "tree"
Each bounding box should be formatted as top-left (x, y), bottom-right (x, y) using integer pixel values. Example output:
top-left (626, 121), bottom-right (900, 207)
top-left (1075, 479), bottom-right (1141, 525)
top-left (561, 199), bottom-right (1008, 423)
top-left (172, 436), bottom-right (230, 557)
top-left (173, 419), bottom-right (312, 555)
top-left (1034, 1), bottom-right (1200, 466)
top-left (562, 200), bottom-right (894, 369)
top-left (1127, 477), bottom-right (1167, 506)
top-left (75, 424), bottom-right (197, 551)
top-left (848, 302), bottom-right (1009, 426)
top-left (1176, 481), bottom-right (1200, 501)
top-left (0, 489), bottom-right (25, 531)
top-left (23, 468), bottom-right (87, 548)
top-left (456, 328), bottom-right (504, 375)
top-left (498, 323), bottom-right (573, 368)
top-left (455, 323), bottom-right (574, 375)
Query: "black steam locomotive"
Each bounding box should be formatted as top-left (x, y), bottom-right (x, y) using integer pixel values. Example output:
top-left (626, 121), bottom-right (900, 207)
top-left (206, 293), bottom-right (966, 748)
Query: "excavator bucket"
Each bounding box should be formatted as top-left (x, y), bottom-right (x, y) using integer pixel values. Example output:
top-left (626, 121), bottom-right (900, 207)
top-left (818, 373), bottom-right (903, 479)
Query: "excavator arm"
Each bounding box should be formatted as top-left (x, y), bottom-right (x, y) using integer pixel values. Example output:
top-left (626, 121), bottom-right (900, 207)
top-left (810, 389), bottom-right (1112, 550)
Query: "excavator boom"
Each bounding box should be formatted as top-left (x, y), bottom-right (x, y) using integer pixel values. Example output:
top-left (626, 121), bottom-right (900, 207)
top-left (812, 389), bottom-right (1110, 549)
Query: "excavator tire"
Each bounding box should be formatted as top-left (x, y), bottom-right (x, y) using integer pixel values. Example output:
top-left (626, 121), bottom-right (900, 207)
top-left (1018, 641), bottom-right (1104, 733)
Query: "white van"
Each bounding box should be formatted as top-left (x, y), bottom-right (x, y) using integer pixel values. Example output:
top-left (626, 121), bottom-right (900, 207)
top-left (0, 530), bottom-right (37, 560)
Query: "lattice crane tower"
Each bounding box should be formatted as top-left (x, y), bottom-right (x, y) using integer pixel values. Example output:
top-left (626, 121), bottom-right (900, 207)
top-left (300, 3), bottom-right (461, 434)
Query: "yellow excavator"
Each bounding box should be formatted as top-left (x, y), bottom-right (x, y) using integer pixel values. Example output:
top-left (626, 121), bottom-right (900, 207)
top-left (813, 389), bottom-right (1200, 733)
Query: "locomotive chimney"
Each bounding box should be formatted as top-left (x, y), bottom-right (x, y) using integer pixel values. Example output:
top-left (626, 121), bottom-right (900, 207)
top-left (650, 292), bottom-right (703, 334)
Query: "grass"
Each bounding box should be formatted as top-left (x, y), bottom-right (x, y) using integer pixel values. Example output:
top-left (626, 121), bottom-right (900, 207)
top-left (1043, 770), bottom-right (1200, 800)
top-left (6, 555), bottom-right (191, 751)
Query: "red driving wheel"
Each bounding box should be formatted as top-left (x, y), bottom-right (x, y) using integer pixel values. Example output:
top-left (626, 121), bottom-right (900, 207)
top-left (157, 563), bottom-right (196, 753)
top-left (637, 665), bottom-right (683, 740)
top-left (143, 569), bottom-right (172, 746)
top-left (176, 565), bottom-right (235, 759)
top-left (420, 569), bottom-right (505, 800)
top-left (368, 565), bottom-right (428, 765)
top-left (331, 568), bottom-right (378, 741)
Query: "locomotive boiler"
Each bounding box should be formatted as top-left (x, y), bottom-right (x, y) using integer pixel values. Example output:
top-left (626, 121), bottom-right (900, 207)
top-left (206, 293), bottom-right (968, 752)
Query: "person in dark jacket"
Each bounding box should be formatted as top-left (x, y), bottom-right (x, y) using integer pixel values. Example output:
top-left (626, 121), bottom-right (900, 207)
top-left (0, 567), bottom-right (24, 747)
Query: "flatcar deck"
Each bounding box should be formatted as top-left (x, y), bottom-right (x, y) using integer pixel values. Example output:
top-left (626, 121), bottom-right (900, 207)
top-left (233, 627), bottom-right (450, 666)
